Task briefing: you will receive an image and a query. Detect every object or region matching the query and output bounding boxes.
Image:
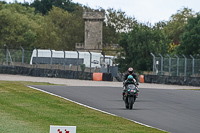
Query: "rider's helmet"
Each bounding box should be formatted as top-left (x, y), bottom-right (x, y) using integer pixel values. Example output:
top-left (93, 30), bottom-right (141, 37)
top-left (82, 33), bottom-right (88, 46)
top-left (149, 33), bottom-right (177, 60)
top-left (128, 67), bottom-right (134, 74)
top-left (127, 75), bottom-right (134, 83)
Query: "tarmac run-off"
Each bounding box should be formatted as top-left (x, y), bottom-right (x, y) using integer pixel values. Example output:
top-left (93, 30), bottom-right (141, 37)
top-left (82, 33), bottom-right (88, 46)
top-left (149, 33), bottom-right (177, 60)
top-left (0, 74), bottom-right (200, 90)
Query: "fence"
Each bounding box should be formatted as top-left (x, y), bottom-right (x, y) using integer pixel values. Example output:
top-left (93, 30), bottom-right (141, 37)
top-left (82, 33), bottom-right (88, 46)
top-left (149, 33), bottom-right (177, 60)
top-left (151, 53), bottom-right (200, 77)
top-left (0, 47), bottom-right (120, 80)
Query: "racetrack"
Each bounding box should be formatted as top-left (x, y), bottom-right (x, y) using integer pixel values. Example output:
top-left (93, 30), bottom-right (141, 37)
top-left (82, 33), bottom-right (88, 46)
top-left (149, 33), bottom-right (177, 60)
top-left (29, 85), bottom-right (200, 133)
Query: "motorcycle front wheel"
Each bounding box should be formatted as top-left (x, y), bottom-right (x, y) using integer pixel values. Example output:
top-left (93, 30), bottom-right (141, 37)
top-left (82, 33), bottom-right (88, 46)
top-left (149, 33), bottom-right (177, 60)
top-left (125, 97), bottom-right (129, 109)
top-left (128, 97), bottom-right (135, 109)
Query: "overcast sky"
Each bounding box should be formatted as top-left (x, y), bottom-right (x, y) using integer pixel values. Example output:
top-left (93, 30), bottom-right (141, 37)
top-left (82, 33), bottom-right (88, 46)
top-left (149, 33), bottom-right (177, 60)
top-left (2, 0), bottom-right (200, 24)
top-left (72, 0), bottom-right (200, 24)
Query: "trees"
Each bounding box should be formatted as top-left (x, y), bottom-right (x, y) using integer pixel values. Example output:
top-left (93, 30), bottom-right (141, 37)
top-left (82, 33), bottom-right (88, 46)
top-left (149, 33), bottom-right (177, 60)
top-left (0, 2), bottom-right (84, 50)
top-left (103, 22), bottom-right (119, 46)
top-left (39, 6), bottom-right (84, 50)
top-left (116, 24), bottom-right (169, 72)
top-left (30, 0), bottom-right (79, 15)
top-left (106, 8), bottom-right (137, 33)
top-left (0, 3), bottom-right (41, 49)
top-left (176, 13), bottom-right (200, 55)
top-left (163, 7), bottom-right (195, 44)
top-left (103, 8), bottom-right (137, 55)
top-left (162, 7), bottom-right (195, 53)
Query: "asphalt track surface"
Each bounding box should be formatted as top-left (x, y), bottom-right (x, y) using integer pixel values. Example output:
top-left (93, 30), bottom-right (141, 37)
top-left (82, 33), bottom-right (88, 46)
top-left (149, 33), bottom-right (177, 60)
top-left (30, 85), bottom-right (200, 133)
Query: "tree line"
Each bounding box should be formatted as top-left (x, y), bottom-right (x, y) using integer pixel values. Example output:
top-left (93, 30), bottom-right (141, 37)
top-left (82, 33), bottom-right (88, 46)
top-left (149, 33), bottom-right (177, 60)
top-left (0, 0), bottom-right (199, 73)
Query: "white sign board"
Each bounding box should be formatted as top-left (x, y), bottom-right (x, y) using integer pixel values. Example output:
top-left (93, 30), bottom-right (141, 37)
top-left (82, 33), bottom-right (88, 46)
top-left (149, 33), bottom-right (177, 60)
top-left (50, 125), bottom-right (76, 133)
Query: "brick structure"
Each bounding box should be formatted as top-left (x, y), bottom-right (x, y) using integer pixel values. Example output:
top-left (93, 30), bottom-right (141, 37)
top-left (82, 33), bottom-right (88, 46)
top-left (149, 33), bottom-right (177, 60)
top-left (76, 9), bottom-right (105, 52)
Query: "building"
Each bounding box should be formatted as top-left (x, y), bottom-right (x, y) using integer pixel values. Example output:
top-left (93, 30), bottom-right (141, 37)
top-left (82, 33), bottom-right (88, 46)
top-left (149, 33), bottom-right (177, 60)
top-left (76, 9), bottom-right (105, 52)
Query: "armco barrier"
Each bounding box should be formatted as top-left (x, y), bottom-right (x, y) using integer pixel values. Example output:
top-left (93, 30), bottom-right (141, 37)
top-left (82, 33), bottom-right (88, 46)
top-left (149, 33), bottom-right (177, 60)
top-left (102, 73), bottom-right (112, 81)
top-left (3, 66), bottom-right (199, 85)
top-left (144, 75), bottom-right (200, 86)
top-left (93, 73), bottom-right (112, 81)
top-left (0, 66), bottom-right (92, 80)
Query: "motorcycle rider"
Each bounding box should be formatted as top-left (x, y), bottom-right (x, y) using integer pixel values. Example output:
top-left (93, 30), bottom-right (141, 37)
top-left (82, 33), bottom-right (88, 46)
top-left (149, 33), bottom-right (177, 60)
top-left (122, 67), bottom-right (139, 97)
top-left (123, 67), bottom-right (139, 84)
top-left (124, 75), bottom-right (136, 87)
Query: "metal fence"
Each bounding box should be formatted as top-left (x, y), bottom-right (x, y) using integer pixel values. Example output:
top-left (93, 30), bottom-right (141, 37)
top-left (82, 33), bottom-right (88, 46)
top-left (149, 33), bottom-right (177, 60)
top-left (151, 53), bottom-right (200, 77)
top-left (0, 47), bottom-right (117, 74)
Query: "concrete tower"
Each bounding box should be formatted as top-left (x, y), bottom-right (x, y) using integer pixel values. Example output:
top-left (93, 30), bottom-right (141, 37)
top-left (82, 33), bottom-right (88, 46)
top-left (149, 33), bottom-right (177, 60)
top-left (76, 9), bottom-right (105, 52)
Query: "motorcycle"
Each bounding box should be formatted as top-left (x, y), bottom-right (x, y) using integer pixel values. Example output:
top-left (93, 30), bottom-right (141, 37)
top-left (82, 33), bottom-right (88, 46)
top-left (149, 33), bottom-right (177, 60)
top-left (123, 84), bottom-right (138, 109)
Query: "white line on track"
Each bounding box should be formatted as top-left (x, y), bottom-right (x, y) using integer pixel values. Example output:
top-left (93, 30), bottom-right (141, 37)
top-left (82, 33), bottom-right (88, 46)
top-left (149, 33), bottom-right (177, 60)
top-left (27, 85), bottom-right (168, 132)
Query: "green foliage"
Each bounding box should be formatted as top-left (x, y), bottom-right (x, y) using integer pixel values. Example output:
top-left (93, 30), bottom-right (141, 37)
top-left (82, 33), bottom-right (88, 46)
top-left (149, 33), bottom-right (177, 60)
top-left (162, 7), bottom-right (195, 53)
top-left (103, 22), bottom-right (119, 45)
top-left (30, 0), bottom-right (79, 15)
top-left (0, 3), bottom-right (42, 49)
top-left (36, 6), bottom-right (84, 50)
top-left (80, 64), bottom-right (85, 72)
top-left (0, 1), bottom-right (6, 5)
top-left (103, 8), bottom-right (136, 54)
top-left (106, 8), bottom-right (137, 33)
top-left (176, 13), bottom-right (200, 55)
top-left (0, 2), bottom-right (84, 51)
top-left (117, 24), bottom-right (169, 72)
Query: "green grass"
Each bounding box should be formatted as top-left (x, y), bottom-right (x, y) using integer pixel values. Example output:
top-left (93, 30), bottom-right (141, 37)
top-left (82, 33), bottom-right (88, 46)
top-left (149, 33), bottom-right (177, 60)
top-left (0, 81), bottom-right (167, 133)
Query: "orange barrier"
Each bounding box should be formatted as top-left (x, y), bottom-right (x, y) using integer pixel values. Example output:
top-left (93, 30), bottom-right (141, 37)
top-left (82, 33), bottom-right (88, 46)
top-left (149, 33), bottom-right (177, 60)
top-left (93, 73), bottom-right (103, 81)
top-left (140, 75), bottom-right (144, 83)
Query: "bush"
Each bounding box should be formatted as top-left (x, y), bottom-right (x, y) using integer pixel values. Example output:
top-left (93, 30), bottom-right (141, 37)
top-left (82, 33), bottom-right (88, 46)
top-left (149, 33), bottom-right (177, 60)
top-left (80, 64), bottom-right (85, 72)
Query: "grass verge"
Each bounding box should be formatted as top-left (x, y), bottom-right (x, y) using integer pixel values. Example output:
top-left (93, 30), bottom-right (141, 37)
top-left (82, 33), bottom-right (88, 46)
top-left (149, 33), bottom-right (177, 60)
top-left (0, 81), bottom-right (167, 133)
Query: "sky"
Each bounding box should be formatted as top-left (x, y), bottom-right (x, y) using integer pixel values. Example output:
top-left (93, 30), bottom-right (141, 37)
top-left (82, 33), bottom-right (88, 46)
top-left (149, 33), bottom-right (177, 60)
top-left (72, 0), bottom-right (200, 24)
top-left (2, 0), bottom-right (200, 24)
